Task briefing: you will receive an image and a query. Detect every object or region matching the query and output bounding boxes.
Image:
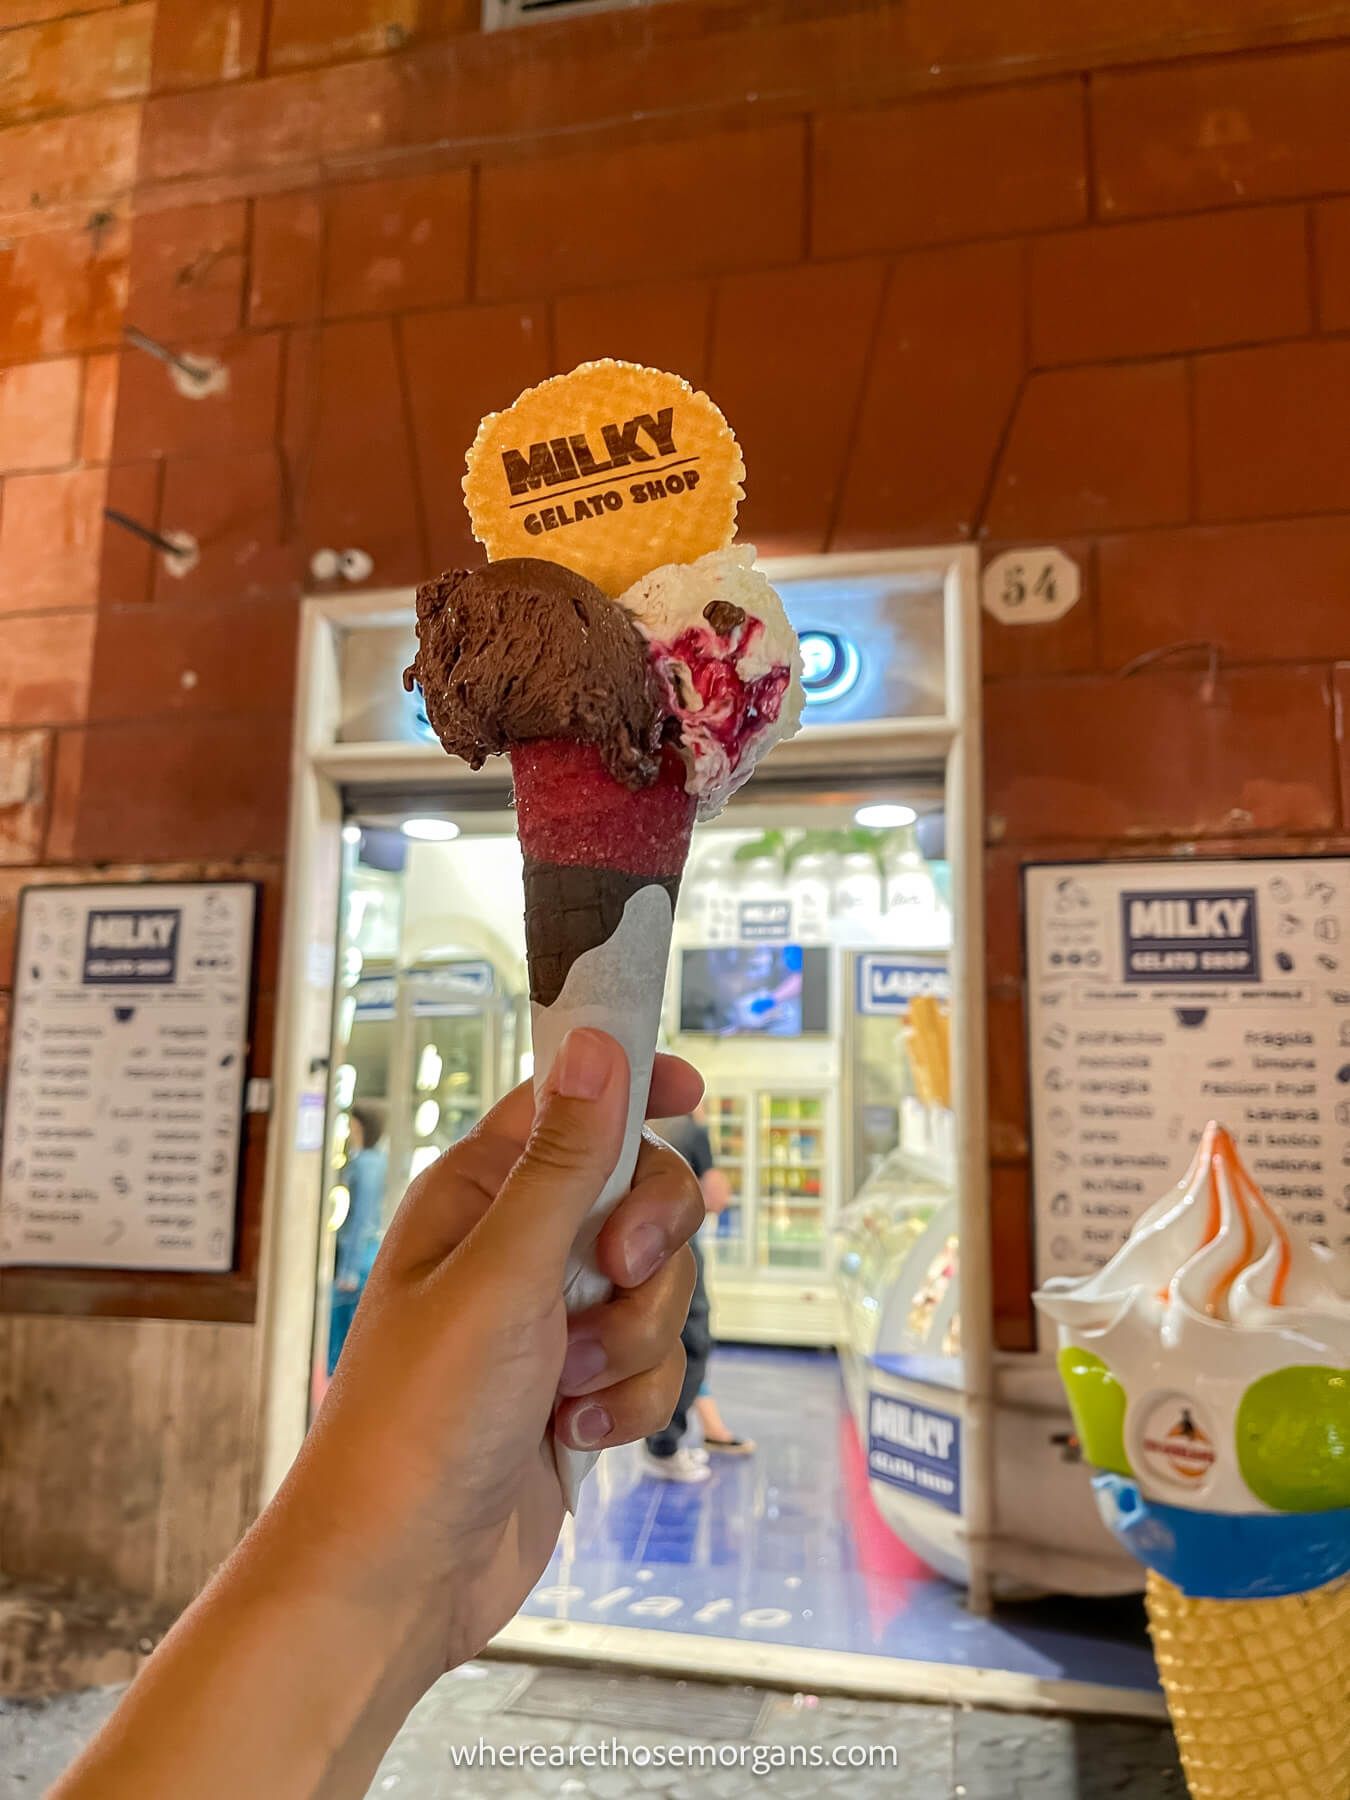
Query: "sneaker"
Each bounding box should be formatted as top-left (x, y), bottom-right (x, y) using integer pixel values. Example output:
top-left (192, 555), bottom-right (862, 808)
top-left (641, 1446), bottom-right (711, 1483)
top-left (703, 1435), bottom-right (756, 1457)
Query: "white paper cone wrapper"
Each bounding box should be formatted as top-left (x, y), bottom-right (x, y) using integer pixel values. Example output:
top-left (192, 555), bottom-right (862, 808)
top-left (530, 883), bottom-right (675, 1508)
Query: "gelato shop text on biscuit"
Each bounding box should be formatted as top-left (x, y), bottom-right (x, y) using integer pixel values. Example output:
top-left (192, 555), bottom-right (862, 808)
top-left (521, 468), bottom-right (702, 539)
top-left (498, 405), bottom-right (704, 541)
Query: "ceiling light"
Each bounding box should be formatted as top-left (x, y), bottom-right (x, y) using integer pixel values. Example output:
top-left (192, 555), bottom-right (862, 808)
top-left (402, 818), bottom-right (461, 842)
top-left (855, 803), bottom-right (917, 829)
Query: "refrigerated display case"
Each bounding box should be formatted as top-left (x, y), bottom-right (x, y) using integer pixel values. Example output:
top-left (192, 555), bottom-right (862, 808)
top-left (834, 1146), bottom-right (954, 1375)
top-left (703, 1094), bottom-right (748, 1267)
top-left (700, 1079), bottom-right (840, 1341)
top-left (835, 1137), bottom-right (1140, 1599)
top-left (757, 1090), bottom-right (831, 1272)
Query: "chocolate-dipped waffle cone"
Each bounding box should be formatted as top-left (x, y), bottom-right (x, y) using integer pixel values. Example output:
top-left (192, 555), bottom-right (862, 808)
top-left (522, 861), bottom-right (683, 1008)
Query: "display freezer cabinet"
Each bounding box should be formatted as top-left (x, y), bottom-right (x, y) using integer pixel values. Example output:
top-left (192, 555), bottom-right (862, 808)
top-left (702, 1084), bottom-right (841, 1344)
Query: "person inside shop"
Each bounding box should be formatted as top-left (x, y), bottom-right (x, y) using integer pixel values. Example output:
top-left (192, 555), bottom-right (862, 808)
top-left (643, 1107), bottom-right (755, 1483)
top-left (327, 1100), bottom-right (389, 1373)
top-left (50, 1029), bottom-right (706, 1800)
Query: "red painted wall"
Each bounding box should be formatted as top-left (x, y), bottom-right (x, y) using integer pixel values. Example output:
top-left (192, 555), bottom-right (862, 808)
top-left (2, 2), bottom-right (1350, 1568)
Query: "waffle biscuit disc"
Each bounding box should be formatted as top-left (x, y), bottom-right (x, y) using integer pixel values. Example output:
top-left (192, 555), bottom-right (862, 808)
top-left (463, 360), bottom-right (743, 596)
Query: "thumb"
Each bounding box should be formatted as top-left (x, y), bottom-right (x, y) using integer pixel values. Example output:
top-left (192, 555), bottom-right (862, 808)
top-left (467, 1028), bottom-right (632, 1289)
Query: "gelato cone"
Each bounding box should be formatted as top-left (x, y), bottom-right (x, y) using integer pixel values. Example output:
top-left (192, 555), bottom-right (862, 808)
top-left (1146, 1570), bottom-right (1350, 1800)
top-left (404, 361), bottom-right (804, 1504)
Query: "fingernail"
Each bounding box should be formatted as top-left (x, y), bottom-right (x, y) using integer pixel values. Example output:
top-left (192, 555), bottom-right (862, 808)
top-left (552, 1028), bottom-right (611, 1100)
top-left (559, 1336), bottom-right (606, 1393)
top-left (623, 1223), bottom-right (666, 1285)
top-left (570, 1404), bottom-right (612, 1448)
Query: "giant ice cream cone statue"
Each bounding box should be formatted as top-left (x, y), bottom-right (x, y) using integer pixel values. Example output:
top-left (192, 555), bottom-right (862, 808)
top-left (1036, 1124), bottom-right (1350, 1799)
top-left (404, 362), bottom-right (803, 1502)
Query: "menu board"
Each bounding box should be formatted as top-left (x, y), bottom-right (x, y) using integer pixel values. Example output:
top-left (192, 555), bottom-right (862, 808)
top-left (0, 883), bottom-right (255, 1273)
top-left (1026, 859), bottom-right (1350, 1289)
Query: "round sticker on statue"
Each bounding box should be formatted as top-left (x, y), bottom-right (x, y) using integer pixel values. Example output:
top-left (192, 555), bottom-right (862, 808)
top-left (462, 361), bottom-right (745, 597)
top-left (1137, 1395), bottom-right (1218, 1492)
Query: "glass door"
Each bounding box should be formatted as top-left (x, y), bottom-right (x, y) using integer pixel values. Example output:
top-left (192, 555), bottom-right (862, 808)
top-left (405, 963), bottom-right (519, 1180)
top-left (703, 1091), bottom-right (750, 1266)
top-left (755, 1089), bottom-right (829, 1272)
top-left (407, 1002), bottom-right (487, 1179)
top-left (343, 971), bottom-right (396, 1124)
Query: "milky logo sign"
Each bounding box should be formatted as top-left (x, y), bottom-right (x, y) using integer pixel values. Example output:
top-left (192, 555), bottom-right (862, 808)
top-left (857, 957), bottom-right (950, 1016)
top-left (1121, 888), bottom-right (1259, 984)
top-left (740, 901), bottom-right (791, 942)
top-left (83, 909), bottom-right (182, 985)
top-left (413, 962), bottom-right (496, 1011)
top-left (501, 409), bottom-right (677, 494)
top-left (867, 1393), bottom-right (962, 1513)
top-left (354, 976), bottom-right (397, 1020)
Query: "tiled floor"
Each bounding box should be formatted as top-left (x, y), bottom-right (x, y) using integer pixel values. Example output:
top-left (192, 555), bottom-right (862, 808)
top-left (0, 1663), bottom-right (1187, 1798)
top-left (526, 1346), bottom-right (1159, 1695)
top-left (1, 1350), bottom-right (1179, 1798)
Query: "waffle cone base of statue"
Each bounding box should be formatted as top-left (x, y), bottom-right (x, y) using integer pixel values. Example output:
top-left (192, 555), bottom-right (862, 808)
top-left (1146, 1570), bottom-right (1350, 1800)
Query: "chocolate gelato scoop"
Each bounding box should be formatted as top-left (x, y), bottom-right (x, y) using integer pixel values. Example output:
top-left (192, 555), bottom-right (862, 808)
top-left (404, 557), bottom-right (666, 788)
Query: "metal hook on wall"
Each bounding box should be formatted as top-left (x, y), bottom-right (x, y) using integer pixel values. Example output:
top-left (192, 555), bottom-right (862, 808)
top-left (123, 325), bottom-right (228, 399)
top-left (1116, 639), bottom-right (1221, 706)
top-left (103, 508), bottom-right (200, 578)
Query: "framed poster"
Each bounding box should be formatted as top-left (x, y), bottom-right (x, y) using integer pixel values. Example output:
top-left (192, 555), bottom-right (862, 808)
top-left (0, 882), bottom-right (257, 1273)
top-left (1025, 858), bottom-right (1350, 1291)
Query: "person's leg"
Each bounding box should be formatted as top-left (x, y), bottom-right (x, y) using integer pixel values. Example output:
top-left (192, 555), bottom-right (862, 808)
top-left (646, 1301), bottom-right (709, 1457)
top-left (694, 1392), bottom-right (726, 1438)
top-left (645, 1238), bottom-right (710, 1458)
top-left (694, 1390), bottom-right (756, 1454)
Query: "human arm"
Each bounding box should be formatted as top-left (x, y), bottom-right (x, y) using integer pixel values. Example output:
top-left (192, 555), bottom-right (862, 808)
top-left (53, 1030), bottom-right (704, 1800)
top-left (680, 1119), bottom-right (729, 1215)
top-left (700, 1165), bottom-right (732, 1215)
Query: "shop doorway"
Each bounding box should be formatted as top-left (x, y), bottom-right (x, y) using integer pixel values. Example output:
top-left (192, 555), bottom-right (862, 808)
top-left (264, 550), bottom-right (1159, 1716)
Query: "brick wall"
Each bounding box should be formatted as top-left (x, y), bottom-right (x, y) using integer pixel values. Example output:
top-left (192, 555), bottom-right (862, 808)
top-left (3, 0), bottom-right (1350, 1598)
